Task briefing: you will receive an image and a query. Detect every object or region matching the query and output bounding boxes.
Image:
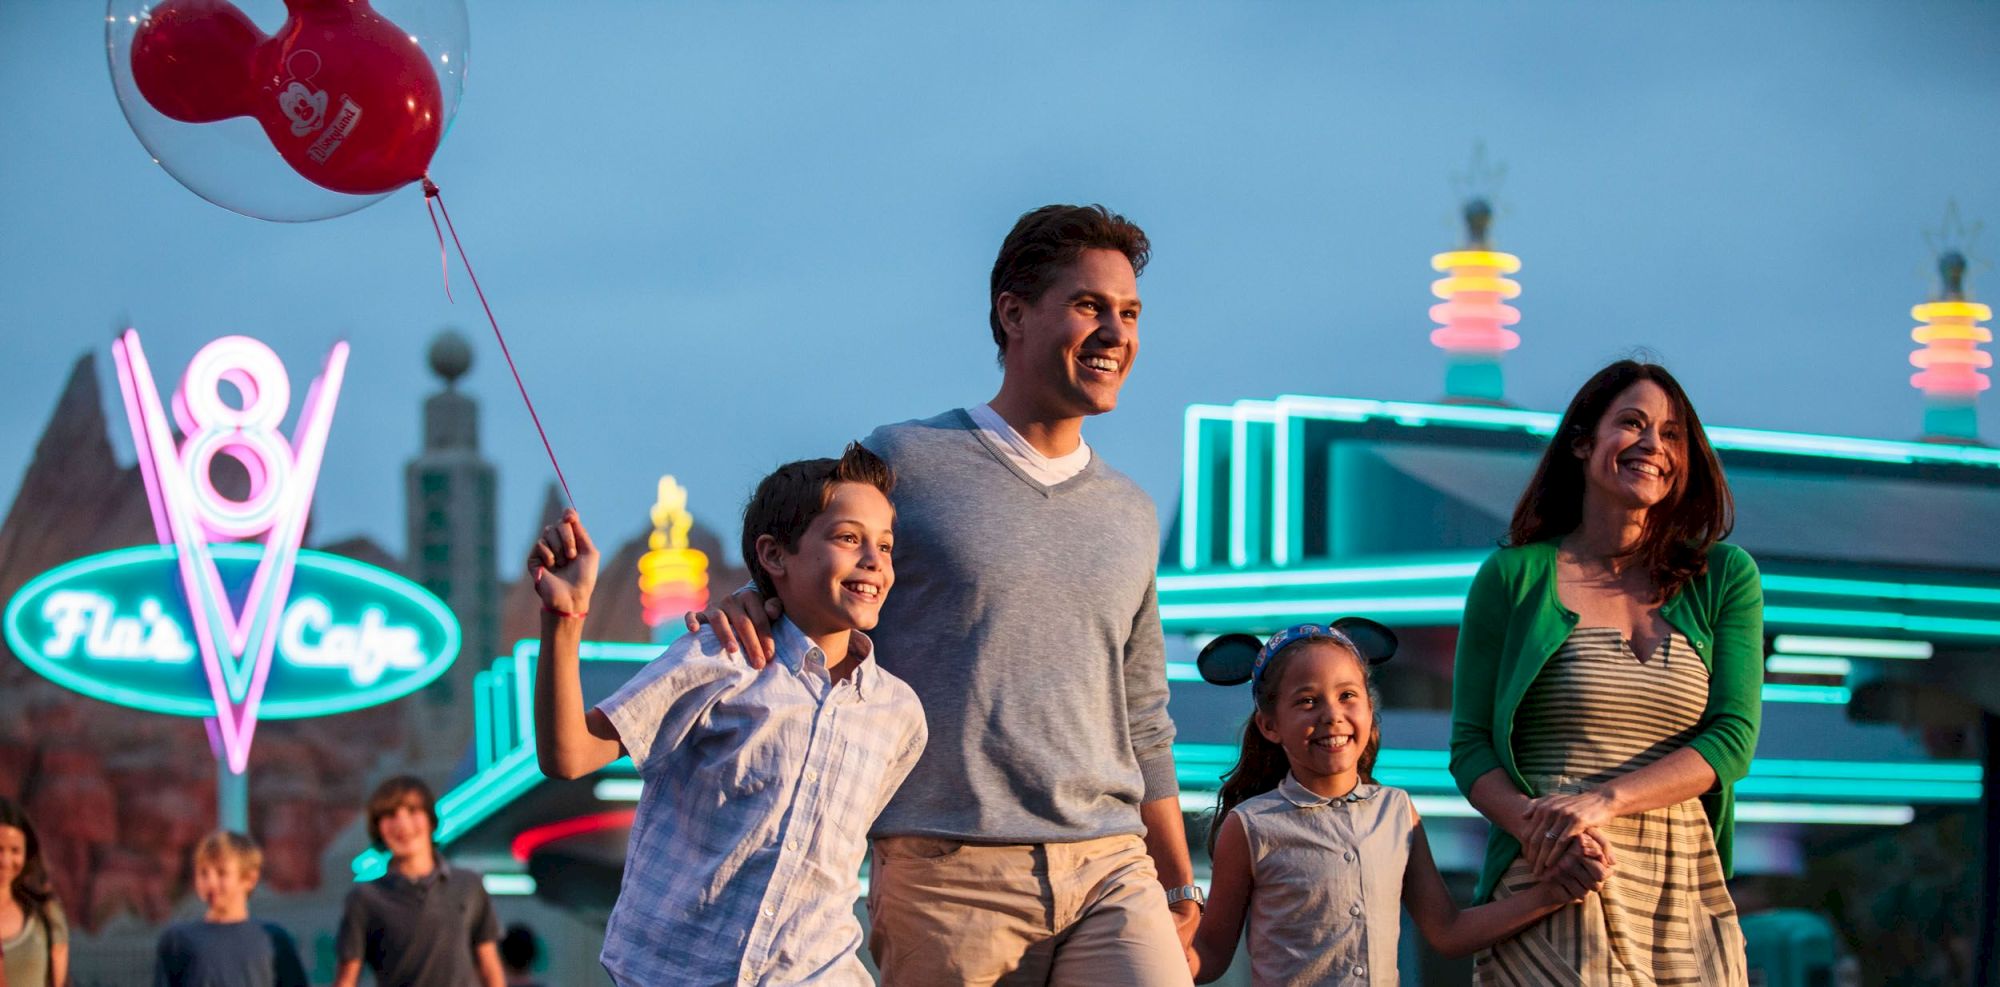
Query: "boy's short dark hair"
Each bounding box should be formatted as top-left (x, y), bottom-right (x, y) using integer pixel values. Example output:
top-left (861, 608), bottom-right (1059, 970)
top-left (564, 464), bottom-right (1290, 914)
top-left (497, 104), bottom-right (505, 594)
top-left (364, 775), bottom-right (438, 851)
top-left (988, 204), bottom-right (1151, 361)
top-left (742, 443), bottom-right (896, 599)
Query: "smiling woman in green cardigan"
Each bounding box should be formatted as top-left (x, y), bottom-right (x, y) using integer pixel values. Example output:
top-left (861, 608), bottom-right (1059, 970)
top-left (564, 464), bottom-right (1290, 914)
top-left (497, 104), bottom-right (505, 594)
top-left (1450, 360), bottom-right (1763, 986)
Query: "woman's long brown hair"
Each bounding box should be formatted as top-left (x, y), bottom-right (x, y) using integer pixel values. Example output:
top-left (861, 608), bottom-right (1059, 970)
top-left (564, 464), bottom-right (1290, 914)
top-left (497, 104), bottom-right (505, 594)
top-left (0, 797), bottom-right (57, 942)
top-left (1507, 360), bottom-right (1734, 602)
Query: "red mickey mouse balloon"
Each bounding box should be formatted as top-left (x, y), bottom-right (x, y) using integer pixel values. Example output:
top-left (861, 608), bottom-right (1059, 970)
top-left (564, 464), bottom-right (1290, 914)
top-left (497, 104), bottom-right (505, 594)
top-left (109, 0), bottom-right (467, 221)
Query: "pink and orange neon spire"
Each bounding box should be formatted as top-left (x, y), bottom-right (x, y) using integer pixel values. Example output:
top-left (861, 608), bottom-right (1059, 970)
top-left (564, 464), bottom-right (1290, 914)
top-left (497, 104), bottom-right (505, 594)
top-left (638, 476), bottom-right (709, 634)
top-left (1430, 197), bottom-right (1521, 403)
top-left (1910, 252), bottom-right (1991, 401)
top-left (1429, 248), bottom-right (1522, 357)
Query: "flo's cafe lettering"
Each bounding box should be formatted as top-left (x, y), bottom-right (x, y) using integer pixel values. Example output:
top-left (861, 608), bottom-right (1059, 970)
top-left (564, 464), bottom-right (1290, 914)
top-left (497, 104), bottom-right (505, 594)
top-left (5, 543), bottom-right (459, 720)
top-left (37, 590), bottom-right (426, 687)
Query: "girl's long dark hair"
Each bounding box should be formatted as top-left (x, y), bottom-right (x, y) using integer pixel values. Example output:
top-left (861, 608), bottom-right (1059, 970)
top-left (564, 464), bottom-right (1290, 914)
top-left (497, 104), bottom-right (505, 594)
top-left (1508, 360), bottom-right (1733, 602)
top-left (1207, 641), bottom-right (1382, 855)
top-left (0, 797), bottom-right (56, 934)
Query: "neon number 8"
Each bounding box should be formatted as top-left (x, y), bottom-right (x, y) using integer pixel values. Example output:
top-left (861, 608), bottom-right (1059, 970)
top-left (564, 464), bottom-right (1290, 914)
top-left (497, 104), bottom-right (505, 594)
top-left (171, 338), bottom-right (297, 540)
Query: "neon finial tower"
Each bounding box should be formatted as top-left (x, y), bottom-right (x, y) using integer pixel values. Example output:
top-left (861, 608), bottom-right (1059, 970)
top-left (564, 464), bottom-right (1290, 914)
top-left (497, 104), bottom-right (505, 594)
top-left (638, 476), bottom-right (710, 642)
top-left (1431, 144), bottom-right (1519, 403)
top-left (1911, 205), bottom-right (1991, 442)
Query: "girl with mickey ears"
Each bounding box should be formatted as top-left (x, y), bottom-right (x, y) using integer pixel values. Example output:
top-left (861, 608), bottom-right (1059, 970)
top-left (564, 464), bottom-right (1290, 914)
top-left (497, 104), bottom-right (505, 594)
top-left (1188, 620), bottom-right (1606, 986)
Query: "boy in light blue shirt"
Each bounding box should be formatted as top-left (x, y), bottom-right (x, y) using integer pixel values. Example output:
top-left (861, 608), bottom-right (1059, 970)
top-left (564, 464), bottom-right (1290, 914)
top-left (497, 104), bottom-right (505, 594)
top-left (529, 444), bottom-right (925, 986)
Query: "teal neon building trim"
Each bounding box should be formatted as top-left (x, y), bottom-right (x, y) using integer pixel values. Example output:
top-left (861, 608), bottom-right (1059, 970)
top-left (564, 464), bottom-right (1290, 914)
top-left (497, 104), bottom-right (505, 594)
top-left (353, 635), bottom-right (1987, 880)
top-left (1761, 683), bottom-right (1853, 705)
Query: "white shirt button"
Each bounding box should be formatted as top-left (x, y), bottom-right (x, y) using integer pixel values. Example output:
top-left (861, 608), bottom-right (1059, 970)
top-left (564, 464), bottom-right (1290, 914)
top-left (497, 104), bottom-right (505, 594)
top-left (1350, 904), bottom-right (1362, 916)
top-left (1354, 966), bottom-right (1366, 977)
top-left (762, 906), bottom-right (775, 918)
top-left (785, 841), bottom-right (799, 852)
top-left (804, 769), bottom-right (819, 782)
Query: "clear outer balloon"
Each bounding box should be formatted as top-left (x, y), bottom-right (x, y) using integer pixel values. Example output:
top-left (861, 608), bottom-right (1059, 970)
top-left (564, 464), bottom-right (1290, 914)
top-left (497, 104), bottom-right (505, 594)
top-left (107, 0), bottom-right (468, 222)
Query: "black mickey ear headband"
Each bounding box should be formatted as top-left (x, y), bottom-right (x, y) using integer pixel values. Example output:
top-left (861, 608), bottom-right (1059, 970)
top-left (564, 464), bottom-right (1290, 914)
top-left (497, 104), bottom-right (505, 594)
top-left (1194, 617), bottom-right (1399, 688)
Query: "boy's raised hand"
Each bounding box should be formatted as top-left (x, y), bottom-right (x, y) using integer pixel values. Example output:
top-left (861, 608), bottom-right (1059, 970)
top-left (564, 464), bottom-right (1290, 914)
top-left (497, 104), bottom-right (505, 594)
top-left (529, 509), bottom-right (599, 615)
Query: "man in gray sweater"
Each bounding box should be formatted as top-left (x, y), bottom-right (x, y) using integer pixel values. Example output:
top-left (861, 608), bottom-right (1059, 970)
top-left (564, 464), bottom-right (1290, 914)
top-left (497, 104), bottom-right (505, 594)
top-left (697, 204), bottom-right (1197, 985)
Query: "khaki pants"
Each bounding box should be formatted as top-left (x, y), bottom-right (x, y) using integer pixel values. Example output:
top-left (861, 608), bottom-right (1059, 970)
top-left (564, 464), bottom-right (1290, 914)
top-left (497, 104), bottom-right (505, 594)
top-left (867, 833), bottom-right (1193, 987)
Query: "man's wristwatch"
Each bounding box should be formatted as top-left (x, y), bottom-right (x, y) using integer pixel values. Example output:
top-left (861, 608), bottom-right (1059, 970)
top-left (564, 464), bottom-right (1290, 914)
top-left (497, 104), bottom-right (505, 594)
top-left (1165, 885), bottom-right (1206, 911)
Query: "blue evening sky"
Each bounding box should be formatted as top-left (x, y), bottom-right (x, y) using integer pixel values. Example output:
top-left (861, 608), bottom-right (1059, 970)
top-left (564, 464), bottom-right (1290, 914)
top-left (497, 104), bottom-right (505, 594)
top-left (3, 2), bottom-right (1997, 565)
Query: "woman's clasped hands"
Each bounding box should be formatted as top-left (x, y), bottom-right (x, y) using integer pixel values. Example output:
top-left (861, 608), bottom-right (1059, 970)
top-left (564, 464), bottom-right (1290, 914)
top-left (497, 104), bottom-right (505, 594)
top-left (1520, 788), bottom-right (1619, 900)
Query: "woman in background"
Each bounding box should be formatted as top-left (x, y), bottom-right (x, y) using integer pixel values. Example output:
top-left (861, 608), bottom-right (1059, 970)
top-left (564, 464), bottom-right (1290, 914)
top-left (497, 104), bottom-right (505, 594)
top-left (0, 798), bottom-right (66, 987)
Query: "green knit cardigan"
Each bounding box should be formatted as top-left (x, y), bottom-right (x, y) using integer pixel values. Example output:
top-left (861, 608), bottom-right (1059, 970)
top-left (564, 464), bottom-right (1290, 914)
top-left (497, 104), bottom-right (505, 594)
top-left (1448, 539), bottom-right (1764, 902)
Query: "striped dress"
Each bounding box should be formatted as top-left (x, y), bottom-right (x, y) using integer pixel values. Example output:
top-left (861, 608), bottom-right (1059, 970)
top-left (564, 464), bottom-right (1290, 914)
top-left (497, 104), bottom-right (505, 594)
top-left (1474, 626), bottom-right (1749, 987)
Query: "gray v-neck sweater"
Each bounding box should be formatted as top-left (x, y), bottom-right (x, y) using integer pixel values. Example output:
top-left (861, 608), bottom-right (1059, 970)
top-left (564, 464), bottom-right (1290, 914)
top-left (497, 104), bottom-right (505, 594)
top-left (862, 410), bottom-right (1178, 842)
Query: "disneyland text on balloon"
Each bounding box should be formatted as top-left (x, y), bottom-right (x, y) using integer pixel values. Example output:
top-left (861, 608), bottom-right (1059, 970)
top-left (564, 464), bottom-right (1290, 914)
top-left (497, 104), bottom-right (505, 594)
top-left (2, 333), bottom-right (460, 772)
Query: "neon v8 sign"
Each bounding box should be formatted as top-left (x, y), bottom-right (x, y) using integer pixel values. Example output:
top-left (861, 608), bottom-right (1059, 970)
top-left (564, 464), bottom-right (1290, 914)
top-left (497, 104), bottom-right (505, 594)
top-left (1, 332), bottom-right (458, 772)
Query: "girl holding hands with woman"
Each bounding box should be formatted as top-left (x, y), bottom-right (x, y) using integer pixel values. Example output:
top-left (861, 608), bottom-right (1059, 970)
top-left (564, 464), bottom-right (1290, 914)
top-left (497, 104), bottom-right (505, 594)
top-left (1450, 361), bottom-right (1764, 984)
top-left (1190, 621), bottom-right (1608, 986)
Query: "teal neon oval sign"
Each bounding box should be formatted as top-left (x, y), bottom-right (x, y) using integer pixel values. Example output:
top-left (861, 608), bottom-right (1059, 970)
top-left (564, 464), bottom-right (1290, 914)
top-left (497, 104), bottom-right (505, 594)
top-left (4, 545), bottom-right (460, 719)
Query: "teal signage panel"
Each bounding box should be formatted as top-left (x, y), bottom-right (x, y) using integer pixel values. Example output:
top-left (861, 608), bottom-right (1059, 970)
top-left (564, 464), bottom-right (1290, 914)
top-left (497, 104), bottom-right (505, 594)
top-left (4, 545), bottom-right (459, 719)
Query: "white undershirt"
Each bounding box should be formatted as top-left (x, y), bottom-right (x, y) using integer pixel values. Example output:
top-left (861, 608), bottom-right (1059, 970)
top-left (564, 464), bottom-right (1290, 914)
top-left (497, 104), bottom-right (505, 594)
top-left (968, 403), bottom-right (1091, 485)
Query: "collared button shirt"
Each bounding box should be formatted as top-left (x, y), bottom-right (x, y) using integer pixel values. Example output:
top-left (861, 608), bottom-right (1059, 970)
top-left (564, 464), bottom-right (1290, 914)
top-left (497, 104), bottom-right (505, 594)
top-left (1233, 776), bottom-right (1415, 986)
top-left (597, 619), bottom-right (927, 987)
top-left (335, 861), bottom-right (499, 987)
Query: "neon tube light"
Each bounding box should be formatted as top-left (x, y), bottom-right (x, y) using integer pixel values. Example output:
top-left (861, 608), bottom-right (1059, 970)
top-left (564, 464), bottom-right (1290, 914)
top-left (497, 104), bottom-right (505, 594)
top-left (482, 874), bottom-right (538, 896)
top-left (1770, 636), bottom-right (1934, 660)
top-left (1179, 408), bottom-right (1210, 570)
top-left (593, 779), bottom-right (643, 802)
top-left (1161, 567), bottom-right (2000, 610)
top-left (1762, 683), bottom-right (1851, 705)
top-left (1761, 574), bottom-right (2000, 607)
top-left (1733, 803), bottom-right (1916, 826)
top-left (1761, 607), bottom-right (2000, 641)
top-left (1220, 394), bottom-right (2000, 468)
top-left (1228, 403), bottom-right (1277, 568)
top-left (1752, 758), bottom-right (1979, 782)
top-left (511, 810), bottom-right (637, 862)
top-left (1158, 595), bottom-right (1468, 623)
top-left (1764, 655), bottom-right (1853, 677)
top-left (1158, 557), bottom-right (1484, 592)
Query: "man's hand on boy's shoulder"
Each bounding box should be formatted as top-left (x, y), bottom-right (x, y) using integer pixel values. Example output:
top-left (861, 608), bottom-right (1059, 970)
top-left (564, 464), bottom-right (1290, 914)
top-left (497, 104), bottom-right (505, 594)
top-left (686, 585), bottom-right (784, 667)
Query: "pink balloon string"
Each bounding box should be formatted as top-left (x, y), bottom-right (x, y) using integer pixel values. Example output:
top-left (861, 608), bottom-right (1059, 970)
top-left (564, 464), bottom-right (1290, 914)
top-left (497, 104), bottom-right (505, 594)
top-left (421, 177), bottom-right (577, 511)
top-left (424, 193), bottom-right (455, 303)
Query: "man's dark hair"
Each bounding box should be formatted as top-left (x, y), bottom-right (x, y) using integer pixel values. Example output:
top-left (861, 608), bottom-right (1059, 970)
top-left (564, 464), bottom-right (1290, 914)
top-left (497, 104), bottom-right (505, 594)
top-left (741, 443), bottom-right (896, 598)
top-left (364, 774), bottom-right (439, 852)
top-left (988, 204), bottom-right (1150, 361)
